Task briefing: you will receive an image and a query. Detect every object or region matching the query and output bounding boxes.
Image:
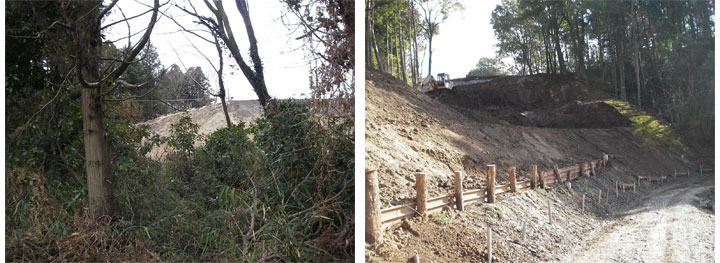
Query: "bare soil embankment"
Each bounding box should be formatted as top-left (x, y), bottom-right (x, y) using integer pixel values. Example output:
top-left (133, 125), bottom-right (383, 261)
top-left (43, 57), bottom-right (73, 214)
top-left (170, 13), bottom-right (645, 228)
top-left (139, 100), bottom-right (262, 158)
top-left (365, 69), bottom-right (708, 262)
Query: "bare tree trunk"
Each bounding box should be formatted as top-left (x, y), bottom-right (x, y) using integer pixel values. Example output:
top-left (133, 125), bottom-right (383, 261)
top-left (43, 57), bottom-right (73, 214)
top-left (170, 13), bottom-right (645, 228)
top-left (631, 1), bottom-right (642, 108)
top-left (608, 16), bottom-right (618, 97)
top-left (72, 0), bottom-right (159, 220)
top-left (366, 0), bottom-right (373, 68)
top-left (215, 34), bottom-right (233, 127)
top-left (235, 0), bottom-right (270, 106)
top-left (428, 33), bottom-right (433, 76)
top-left (386, 22), bottom-right (391, 73)
top-left (204, 0), bottom-right (270, 107)
top-left (77, 12), bottom-right (114, 218)
top-left (551, 9), bottom-right (566, 73)
top-left (398, 0), bottom-right (407, 83)
top-left (370, 0), bottom-right (383, 71)
top-left (411, 0), bottom-right (420, 85)
top-left (618, 37), bottom-right (627, 101)
top-left (372, 25), bottom-right (383, 72)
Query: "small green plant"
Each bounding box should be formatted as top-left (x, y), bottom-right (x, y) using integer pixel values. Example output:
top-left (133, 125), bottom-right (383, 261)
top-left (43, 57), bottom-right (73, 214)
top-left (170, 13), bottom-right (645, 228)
top-left (431, 213), bottom-right (452, 225)
top-left (484, 204), bottom-right (503, 218)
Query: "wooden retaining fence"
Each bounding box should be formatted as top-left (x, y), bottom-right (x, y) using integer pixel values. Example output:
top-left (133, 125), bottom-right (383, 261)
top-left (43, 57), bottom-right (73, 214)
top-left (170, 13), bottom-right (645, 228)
top-left (367, 151), bottom-right (692, 245)
top-left (370, 153), bottom-right (610, 231)
top-left (638, 175), bottom-right (668, 183)
top-left (617, 182), bottom-right (636, 192)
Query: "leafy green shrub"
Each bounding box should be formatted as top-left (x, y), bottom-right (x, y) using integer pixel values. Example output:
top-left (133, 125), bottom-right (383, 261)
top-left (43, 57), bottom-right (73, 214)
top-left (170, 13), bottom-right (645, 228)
top-left (252, 99), bottom-right (354, 260)
top-left (253, 99), bottom-right (323, 201)
top-left (195, 123), bottom-right (263, 189)
top-left (168, 114), bottom-right (200, 155)
top-left (165, 114), bottom-right (200, 183)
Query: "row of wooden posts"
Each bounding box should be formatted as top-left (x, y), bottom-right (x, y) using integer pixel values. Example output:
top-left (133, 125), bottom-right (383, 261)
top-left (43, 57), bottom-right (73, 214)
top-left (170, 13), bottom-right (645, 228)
top-left (366, 152), bottom-right (616, 244)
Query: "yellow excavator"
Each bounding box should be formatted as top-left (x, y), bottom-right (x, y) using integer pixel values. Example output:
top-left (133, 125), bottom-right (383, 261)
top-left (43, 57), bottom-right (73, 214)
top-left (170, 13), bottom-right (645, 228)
top-left (419, 73), bottom-right (453, 93)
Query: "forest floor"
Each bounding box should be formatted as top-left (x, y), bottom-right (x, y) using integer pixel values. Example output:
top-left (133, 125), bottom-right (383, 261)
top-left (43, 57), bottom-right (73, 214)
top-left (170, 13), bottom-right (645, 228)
top-left (364, 69), bottom-right (711, 262)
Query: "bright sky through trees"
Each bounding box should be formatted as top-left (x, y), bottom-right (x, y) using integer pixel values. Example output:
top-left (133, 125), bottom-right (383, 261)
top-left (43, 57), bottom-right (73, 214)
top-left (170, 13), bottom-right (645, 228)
top-left (105, 0), bottom-right (311, 101)
top-left (422, 0), bottom-right (506, 79)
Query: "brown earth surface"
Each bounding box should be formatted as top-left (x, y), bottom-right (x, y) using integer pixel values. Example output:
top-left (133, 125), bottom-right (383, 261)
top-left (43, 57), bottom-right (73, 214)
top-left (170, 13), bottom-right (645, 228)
top-left (139, 100), bottom-right (262, 158)
top-left (428, 74), bottom-right (630, 128)
top-left (364, 69), bottom-right (708, 262)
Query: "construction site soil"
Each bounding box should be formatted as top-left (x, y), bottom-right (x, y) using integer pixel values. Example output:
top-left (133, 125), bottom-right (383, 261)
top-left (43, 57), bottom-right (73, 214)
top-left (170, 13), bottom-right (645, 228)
top-left (365, 69), bottom-right (712, 262)
top-left (139, 100), bottom-right (262, 158)
top-left (428, 74), bottom-right (629, 128)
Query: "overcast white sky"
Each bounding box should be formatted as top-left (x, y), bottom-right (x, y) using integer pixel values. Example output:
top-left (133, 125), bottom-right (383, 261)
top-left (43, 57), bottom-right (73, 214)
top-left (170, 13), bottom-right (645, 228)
top-left (104, 0), bottom-right (310, 101)
top-left (105, 0), bottom-right (504, 101)
top-left (419, 0), bottom-right (506, 79)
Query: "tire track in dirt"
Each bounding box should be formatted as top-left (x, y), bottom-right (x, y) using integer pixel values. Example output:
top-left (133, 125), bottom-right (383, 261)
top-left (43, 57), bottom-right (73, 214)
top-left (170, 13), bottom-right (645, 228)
top-left (561, 175), bottom-right (714, 263)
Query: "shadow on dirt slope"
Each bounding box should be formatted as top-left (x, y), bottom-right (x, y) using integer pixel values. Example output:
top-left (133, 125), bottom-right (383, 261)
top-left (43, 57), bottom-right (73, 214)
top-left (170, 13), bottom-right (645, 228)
top-left (365, 69), bottom-right (709, 262)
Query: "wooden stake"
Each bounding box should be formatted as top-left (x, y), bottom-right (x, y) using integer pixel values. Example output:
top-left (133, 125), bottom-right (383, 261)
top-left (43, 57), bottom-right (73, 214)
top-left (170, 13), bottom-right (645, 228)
top-left (539, 171), bottom-right (546, 189)
top-left (416, 172), bottom-right (427, 216)
top-left (598, 189), bottom-right (602, 203)
top-left (615, 181), bottom-right (619, 198)
top-left (674, 169), bottom-right (677, 178)
top-left (530, 165), bottom-right (538, 189)
top-left (607, 189), bottom-right (611, 203)
top-left (487, 165), bottom-right (496, 203)
top-left (601, 152), bottom-right (606, 167)
top-left (548, 199), bottom-right (552, 225)
top-left (633, 182), bottom-right (636, 193)
top-left (553, 164), bottom-right (563, 184)
top-left (509, 167), bottom-right (517, 193)
top-left (488, 227), bottom-right (493, 263)
top-left (365, 170), bottom-right (383, 244)
top-left (590, 161), bottom-right (596, 176)
top-left (454, 171), bottom-right (464, 211)
top-left (687, 169), bottom-right (690, 177)
top-left (604, 152), bottom-right (609, 165)
top-left (413, 253), bottom-right (420, 263)
top-left (582, 194), bottom-right (585, 212)
top-left (522, 221), bottom-right (526, 242)
top-left (579, 162), bottom-right (584, 178)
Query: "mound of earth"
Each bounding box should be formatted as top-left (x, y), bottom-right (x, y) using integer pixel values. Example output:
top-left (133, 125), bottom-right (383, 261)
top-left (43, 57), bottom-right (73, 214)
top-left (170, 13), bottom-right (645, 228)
top-left (428, 74), bottom-right (629, 128)
top-left (365, 69), bottom-right (696, 262)
top-left (139, 100), bottom-right (262, 158)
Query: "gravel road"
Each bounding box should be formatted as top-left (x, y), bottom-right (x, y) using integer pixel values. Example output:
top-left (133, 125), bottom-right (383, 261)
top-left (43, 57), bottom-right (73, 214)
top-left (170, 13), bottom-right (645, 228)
top-left (562, 175), bottom-right (714, 263)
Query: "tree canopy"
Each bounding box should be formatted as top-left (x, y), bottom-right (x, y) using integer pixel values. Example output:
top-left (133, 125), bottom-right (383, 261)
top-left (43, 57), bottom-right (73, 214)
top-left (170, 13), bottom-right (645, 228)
top-left (491, 0), bottom-right (714, 151)
top-left (466, 57), bottom-right (509, 77)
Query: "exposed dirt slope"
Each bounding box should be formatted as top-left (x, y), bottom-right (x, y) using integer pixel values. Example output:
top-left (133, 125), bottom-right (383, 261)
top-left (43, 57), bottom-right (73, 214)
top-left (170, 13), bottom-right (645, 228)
top-left (428, 74), bottom-right (629, 128)
top-left (366, 69), bottom-right (686, 206)
top-left (365, 69), bottom-right (701, 262)
top-left (139, 100), bottom-right (262, 158)
top-left (140, 100), bottom-right (262, 136)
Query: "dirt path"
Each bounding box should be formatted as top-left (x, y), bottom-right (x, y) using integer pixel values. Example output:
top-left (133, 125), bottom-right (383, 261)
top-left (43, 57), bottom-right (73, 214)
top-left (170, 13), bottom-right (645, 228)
top-left (562, 175), bottom-right (714, 263)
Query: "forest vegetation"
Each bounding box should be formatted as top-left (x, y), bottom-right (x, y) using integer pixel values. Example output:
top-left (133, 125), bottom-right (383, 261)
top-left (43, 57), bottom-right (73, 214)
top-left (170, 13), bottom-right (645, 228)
top-left (6, 0), bottom-right (354, 261)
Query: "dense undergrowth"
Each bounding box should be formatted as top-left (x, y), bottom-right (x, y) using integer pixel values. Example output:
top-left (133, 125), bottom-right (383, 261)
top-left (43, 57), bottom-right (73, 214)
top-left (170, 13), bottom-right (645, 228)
top-left (6, 99), bottom-right (354, 262)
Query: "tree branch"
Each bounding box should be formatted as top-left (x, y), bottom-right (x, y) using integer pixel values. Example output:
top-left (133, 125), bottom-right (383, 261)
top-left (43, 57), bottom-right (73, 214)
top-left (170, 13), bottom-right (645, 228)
top-left (104, 0), bottom-right (161, 83)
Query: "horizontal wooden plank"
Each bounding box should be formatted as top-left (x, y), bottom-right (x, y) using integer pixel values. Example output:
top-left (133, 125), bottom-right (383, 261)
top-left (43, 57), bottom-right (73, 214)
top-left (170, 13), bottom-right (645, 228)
top-left (381, 204), bottom-right (416, 224)
top-left (497, 184), bottom-right (510, 192)
top-left (427, 194), bottom-right (453, 211)
top-left (463, 189), bottom-right (486, 204)
top-left (517, 180), bottom-right (531, 188)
